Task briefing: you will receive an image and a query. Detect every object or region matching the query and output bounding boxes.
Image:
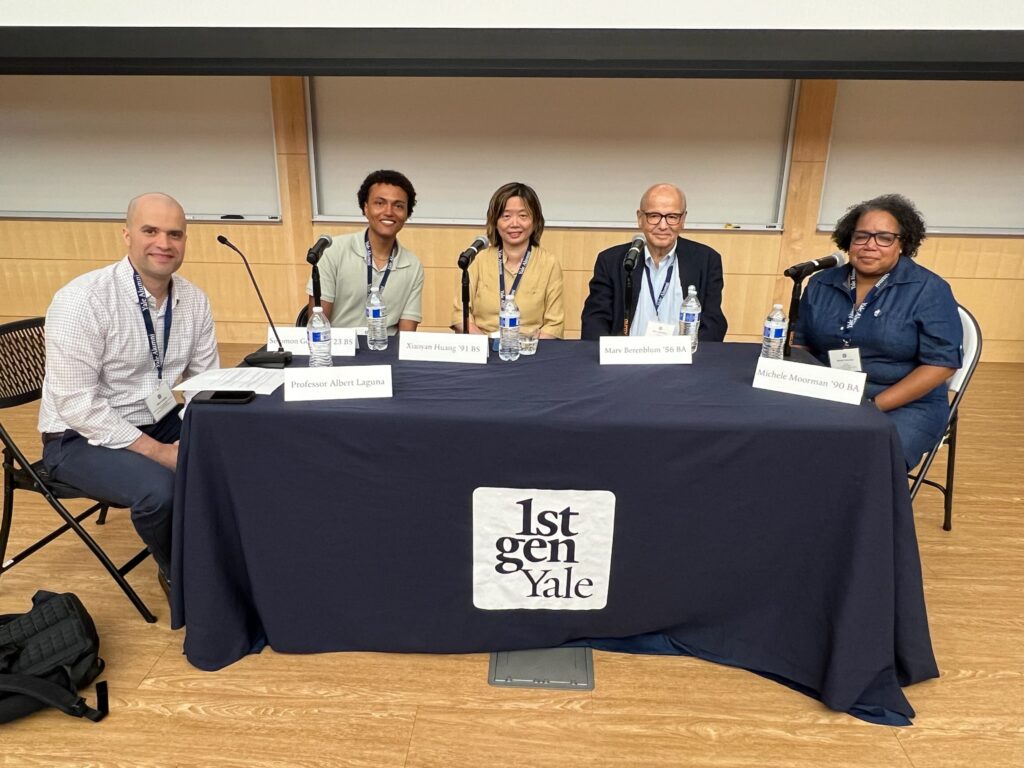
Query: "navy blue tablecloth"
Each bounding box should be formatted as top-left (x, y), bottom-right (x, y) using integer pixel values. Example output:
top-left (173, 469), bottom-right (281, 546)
top-left (171, 340), bottom-right (936, 723)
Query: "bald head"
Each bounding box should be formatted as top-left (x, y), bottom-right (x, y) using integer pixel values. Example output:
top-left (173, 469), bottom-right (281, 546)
top-left (126, 193), bottom-right (185, 229)
top-left (640, 184), bottom-right (687, 213)
top-left (637, 183), bottom-right (688, 261)
top-left (122, 193), bottom-right (188, 297)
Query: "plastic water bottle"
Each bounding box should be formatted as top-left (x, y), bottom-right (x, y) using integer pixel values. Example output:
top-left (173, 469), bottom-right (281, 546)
top-left (761, 303), bottom-right (788, 359)
top-left (365, 287), bottom-right (388, 351)
top-left (498, 296), bottom-right (521, 361)
top-left (306, 305), bottom-right (333, 367)
top-left (679, 284), bottom-right (702, 353)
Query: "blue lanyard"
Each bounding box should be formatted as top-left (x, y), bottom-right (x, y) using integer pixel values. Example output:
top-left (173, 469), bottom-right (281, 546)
top-left (498, 246), bottom-right (532, 303)
top-left (643, 261), bottom-right (675, 316)
top-left (364, 230), bottom-right (397, 294)
top-left (130, 270), bottom-right (173, 380)
top-left (842, 270), bottom-right (890, 346)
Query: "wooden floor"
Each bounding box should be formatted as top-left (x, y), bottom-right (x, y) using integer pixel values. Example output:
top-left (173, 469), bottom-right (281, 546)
top-left (1, 346), bottom-right (1022, 767)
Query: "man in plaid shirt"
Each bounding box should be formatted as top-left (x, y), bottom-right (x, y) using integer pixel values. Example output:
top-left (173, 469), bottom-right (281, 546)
top-left (39, 193), bottom-right (219, 595)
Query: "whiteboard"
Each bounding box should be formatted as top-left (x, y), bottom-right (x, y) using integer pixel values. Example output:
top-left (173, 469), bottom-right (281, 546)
top-left (310, 77), bottom-right (795, 230)
top-left (820, 80), bottom-right (1024, 234)
top-left (0, 76), bottom-right (280, 219)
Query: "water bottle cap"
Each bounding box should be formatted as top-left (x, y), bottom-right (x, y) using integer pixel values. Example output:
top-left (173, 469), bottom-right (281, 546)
top-left (772, 303), bottom-right (783, 309)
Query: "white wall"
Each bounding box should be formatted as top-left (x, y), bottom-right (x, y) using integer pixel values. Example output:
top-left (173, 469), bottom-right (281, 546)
top-left (1, 0), bottom-right (1022, 30)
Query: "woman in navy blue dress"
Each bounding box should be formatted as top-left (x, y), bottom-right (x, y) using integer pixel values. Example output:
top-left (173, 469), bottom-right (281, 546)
top-left (794, 194), bottom-right (963, 469)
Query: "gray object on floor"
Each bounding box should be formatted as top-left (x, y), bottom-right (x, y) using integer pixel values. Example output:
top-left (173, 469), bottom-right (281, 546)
top-left (488, 648), bottom-right (594, 690)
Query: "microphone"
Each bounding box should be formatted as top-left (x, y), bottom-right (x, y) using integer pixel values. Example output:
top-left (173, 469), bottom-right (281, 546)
top-left (458, 235), bottom-right (489, 270)
top-left (623, 234), bottom-right (645, 273)
top-left (217, 235), bottom-right (293, 369)
top-left (306, 234), bottom-right (333, 266)
top-left (784, 251), bottom-right (847, 280)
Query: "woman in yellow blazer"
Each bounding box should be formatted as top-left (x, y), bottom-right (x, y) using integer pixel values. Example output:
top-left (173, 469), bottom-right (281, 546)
top-left (451, 182), bottom-right (564, 338)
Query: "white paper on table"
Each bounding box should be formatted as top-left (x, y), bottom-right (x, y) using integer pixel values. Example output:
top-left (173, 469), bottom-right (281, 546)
top-left (174, 367), bottom-right (284, 396)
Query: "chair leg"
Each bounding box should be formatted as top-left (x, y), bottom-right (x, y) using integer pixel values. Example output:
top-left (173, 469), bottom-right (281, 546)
top-left (1, 501), bottom-right (105, 570)
top-left (943, 417), bottom-right (959, 532)
top-left (35, 489), bottom-right (157, 623)
top-left (97, 504), bottom-right (109, 525)
top-left (909, 448), bottom-right (938, 501)
top-left (0, 464), bottom-right (14, 569)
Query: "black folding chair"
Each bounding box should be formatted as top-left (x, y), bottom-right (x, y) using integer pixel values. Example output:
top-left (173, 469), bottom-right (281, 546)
top-left (909, 305), bottom-right (983, 532)
top-left (295, 304), bottom-right (310, 327)
top-left (0, 317), bottom-right (157, 622)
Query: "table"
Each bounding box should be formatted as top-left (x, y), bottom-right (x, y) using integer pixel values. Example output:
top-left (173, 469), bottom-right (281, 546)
top-left (171, 340), bottom-right (937, 724)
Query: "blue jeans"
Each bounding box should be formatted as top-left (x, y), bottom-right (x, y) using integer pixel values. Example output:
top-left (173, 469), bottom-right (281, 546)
top-left (42, 410), bottom-right (181, 576)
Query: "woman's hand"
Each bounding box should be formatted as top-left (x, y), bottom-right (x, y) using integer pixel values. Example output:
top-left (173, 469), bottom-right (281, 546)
top-left (873, 364), bottom-right (958, 412)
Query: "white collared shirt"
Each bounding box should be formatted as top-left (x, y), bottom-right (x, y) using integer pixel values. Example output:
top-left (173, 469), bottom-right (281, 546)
top-left (630, 246), bottom-right (683, 336)
top-left (38, 256), bottom-right (219, 448)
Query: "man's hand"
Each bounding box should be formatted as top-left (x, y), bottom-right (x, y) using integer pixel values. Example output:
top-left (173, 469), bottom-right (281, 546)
top-left (128, 433), bottom-right (179, 472)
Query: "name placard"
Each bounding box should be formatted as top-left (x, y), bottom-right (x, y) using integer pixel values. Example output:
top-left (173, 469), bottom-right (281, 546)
top-left (599, 336), bottom-right (692, 365)
top-left (283, 365), bottom-right (392, 401)
top-left (268, 326), bottom-right (357, 357)
top-left (752, 357), bottom-right (866, 405)
top-left (398, 332), bottom-right (489, 364)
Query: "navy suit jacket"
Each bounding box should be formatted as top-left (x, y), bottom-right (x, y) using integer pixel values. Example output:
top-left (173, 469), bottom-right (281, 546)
top-left (580, 237), bottom-right (727, 341)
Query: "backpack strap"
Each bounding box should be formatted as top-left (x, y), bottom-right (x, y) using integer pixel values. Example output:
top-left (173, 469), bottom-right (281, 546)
top-left (0, 672), bottom-right (108, 722)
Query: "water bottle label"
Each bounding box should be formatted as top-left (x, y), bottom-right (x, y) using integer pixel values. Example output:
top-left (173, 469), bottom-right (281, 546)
top-left (682, 311), bottom-right (699, 323)
top-left (366, 308), bottom-right (384, 319)
top-left (500, 316), bottom-right (519, 329)
top-left (764, 324), bottom-right (786, 339)
top-left (309, 331), bottom-right (329, 342)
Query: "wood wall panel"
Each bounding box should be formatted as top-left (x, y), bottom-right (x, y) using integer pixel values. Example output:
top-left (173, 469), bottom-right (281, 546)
top-left (722, 274), bottom-right (781, 338)
top-left (920, 237), bottom-right (1024, 280)
top-left (1, 77), bottom-right (1022, 362)
top-left (944, 279), bottom-right (1024, 342)
top-left (423, 265), bottom-right (461, 332)
top-left (790, 80), bottom-right (837, 164)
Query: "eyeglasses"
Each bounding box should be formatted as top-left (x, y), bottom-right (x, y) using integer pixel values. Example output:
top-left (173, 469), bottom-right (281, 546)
top-left (851, 230), bottom-right (900, 247)
top-left (640, 211), bottom-right (685, 226)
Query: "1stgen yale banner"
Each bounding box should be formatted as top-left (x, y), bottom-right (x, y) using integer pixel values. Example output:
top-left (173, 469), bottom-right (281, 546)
top-left (473, 487), bottom-right (615, 610)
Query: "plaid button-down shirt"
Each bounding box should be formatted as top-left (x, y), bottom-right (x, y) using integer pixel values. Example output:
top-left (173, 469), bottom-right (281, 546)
top-left (39, 256), bottom-right (219, 448)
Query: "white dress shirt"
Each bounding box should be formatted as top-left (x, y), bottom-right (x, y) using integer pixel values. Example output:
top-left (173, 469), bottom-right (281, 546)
top-left (630, 246), bottom-right (683, 336)
top-left (39, 256), bottom-right (219, 448)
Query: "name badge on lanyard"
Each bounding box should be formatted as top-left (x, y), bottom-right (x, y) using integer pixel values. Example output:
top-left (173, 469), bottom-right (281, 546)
top-left (498, 246), bottom-right (532, 303)
top-left (365, 230), bottom-right (397, 295)
top-left (643, 260), bottom-right (675, 320)
top-left (131, 269), bottom-right (176, 421)
top-left (830, 270), bottom-right (890, 372)
top-left (829, 347), bottom-right (863, 372)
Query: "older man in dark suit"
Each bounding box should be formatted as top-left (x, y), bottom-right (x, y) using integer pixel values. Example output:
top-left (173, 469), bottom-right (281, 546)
top-left (581, 183), bottom-right (727, 341)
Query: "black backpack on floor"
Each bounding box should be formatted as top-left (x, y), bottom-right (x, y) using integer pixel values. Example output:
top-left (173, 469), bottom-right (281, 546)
top-left (0, 590), bottom-right (108, 723)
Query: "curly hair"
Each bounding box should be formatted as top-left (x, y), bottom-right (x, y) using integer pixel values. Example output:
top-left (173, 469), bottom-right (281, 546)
top-left (357, 170), bottom-right (417, 216)
top-left (831, 193), bottom-right (926, 258)
top-left (485, 182), bottom-right (545, 248)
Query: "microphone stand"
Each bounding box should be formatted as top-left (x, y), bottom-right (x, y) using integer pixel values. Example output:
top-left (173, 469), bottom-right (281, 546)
top-left (784, 275), bottom-right (804, 359)
top-left (458, 251), bottom-right (474, 334)
top-left (623, 261), bottom-right (636, 336)
top-left (308, 251), bottom-right (323, 310)
top-left (216, 236), bottom-right (293, 368)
